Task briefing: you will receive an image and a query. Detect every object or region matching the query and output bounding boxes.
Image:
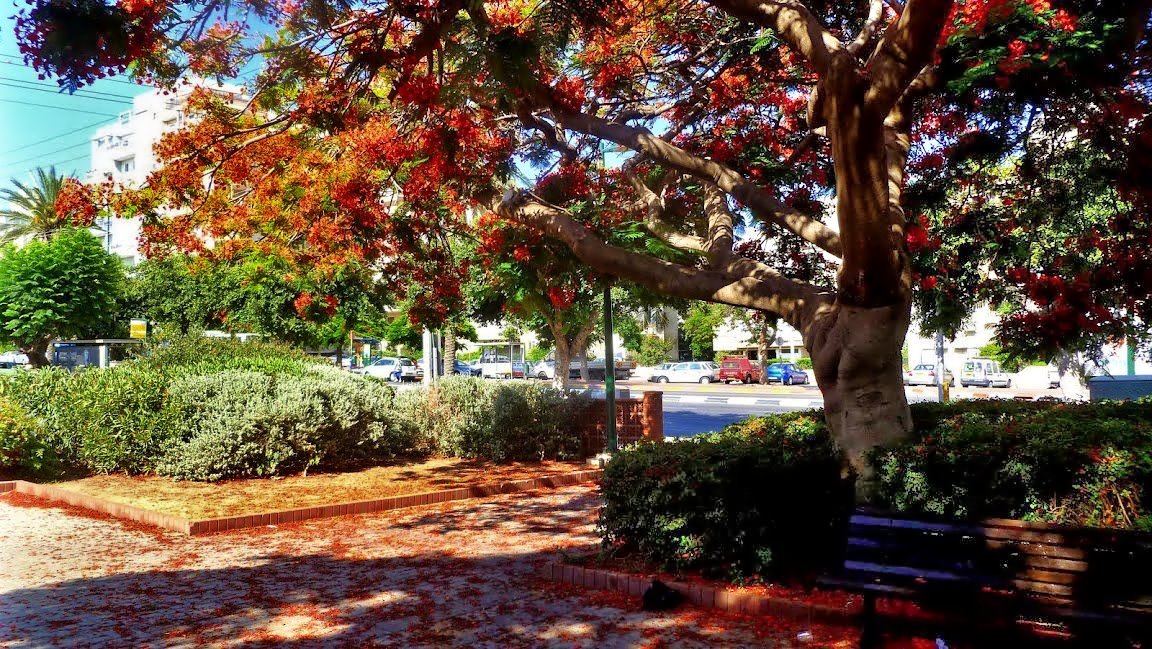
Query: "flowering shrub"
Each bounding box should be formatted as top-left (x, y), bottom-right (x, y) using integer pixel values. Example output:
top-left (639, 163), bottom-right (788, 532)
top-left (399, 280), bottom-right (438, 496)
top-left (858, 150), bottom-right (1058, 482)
top-left (598, 412), bottom-right (853, 582)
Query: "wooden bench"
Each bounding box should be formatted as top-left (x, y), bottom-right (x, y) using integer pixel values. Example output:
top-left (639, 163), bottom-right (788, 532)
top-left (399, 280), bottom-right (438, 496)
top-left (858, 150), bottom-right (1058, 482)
top-left (821, 510), bottom-right (1152, 647)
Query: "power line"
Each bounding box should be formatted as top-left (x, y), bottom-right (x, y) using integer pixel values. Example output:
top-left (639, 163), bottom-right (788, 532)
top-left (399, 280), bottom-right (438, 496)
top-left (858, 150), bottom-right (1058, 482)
top-left (6, 152), bottom-right (90, 178)
top-left (3, 141), bottom-right (89, 168)
top-left (0, 118), bottom-right (111, 157)
top-left (0, 75), bottom-right (140, 101)
top-left (0, 97), bottom-right (117, 117)
top-left (0, 80), bottom-right (135, 105)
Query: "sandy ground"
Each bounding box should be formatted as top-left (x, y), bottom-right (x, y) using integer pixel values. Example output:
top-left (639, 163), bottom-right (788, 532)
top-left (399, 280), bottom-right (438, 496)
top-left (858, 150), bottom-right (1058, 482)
top-left (0, 484), bottom-right (858, 648)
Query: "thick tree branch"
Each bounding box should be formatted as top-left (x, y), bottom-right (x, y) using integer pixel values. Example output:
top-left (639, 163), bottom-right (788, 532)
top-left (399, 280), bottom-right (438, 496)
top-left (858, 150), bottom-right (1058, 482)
top-left (704, 0), bottom-right (843, 78)
top-left (553, 110), bottom-right (844, 257)
top-left (702, 184), bottom-right (734, 268)
top-left (847, 0), bottom-right (886, 56)
top-left (496, 191), bottom-right (826, 330)
top-left (622, 161), bottom-right (707, 253)
top-left (864, 0), bottom-right (953, 115)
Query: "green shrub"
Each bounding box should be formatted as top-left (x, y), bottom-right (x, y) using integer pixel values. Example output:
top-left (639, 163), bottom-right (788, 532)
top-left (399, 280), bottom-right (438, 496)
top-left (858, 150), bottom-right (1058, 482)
top-left (158, 366), bottom-right (412, 481)
top-left (795, 357), bottom-right (813, 370)
top-left (135, 335), bottom-right (318, 378)
top-left (393, 376), bottom-right (587, 461)
top-left (873, 401), bottom-right (1152, 530)
top-left (598, 412), bottom-right (853, 582)
top-left (3, 365), bottom-right (172, 474)
top-left (0, 396), bottom-right (58, 478)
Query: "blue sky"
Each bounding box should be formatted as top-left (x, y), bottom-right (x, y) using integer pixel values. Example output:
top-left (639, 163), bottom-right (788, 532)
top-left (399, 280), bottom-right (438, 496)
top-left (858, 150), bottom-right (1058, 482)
top-left (0, 13), bottom-right (149, 186)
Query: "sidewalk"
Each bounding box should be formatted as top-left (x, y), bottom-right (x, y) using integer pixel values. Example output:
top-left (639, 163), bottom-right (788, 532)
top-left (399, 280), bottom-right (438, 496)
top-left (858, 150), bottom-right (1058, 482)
top-left (0, 485), bottom-right (853, 648)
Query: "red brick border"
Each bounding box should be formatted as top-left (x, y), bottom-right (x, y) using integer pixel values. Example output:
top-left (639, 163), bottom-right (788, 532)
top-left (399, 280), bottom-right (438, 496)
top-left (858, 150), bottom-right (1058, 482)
top-left (539, 562), bottom-right (859, 624)
top-left (0, 470), bottom-right (602, 536)
top-left (3, 480), bottom-right (191, 534)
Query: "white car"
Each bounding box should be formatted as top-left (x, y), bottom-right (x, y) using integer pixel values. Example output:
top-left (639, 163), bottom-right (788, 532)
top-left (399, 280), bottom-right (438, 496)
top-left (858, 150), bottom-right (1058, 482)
top-left (648, 361), bottom-right (716, 384)
top-left (960, 357), bottom-right (1011, 388)
top-left (354, 357), bottom-right (422, 382)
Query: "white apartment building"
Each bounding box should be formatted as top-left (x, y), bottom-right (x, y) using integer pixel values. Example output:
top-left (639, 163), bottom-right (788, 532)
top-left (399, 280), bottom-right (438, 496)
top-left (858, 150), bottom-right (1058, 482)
top-left (88, 81), bottom-right (246, 265)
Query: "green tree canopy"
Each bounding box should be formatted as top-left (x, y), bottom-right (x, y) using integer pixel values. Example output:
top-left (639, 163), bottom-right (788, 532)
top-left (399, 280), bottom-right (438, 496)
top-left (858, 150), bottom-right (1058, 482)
top-left (0, 228), bottom-right (125, 366)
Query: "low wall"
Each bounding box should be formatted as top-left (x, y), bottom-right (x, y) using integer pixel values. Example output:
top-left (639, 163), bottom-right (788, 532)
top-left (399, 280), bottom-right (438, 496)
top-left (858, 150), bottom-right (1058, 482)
top-left (580, 391), bottom-right (663, 456)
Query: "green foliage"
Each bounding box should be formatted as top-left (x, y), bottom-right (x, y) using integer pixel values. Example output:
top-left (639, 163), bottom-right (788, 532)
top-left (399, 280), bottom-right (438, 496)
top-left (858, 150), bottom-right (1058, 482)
top-left (456, 348), bottom-right (483, 361)
top-left (0, 396), bottom-right (57, 477)
top-left (977, 341), bottom-right (1038, 373)
top-left (0, 228), bottom-right (125, 351)
top-left (635, 335), bottom-right (673, 367)
top-left (680, 303), bottom-right (726, 360)
top-left (599, 412), bottom-right (853, 582)
top-left (613, 313), bottom-right (645, 353)
top-left (392, 376), bottom-right (587, 461)
top-left (873, 400), bottom-right (1152, 531)
top-left (126, 256), bottom-right (221, 335)
top-left (158, 365), bottom-right (412, 481)
top-left (134, 335), bottom-right (319, 378)
top-left (526, 345), bottom-right (551, 363)
top-left (0, 166), bottom-right (70, 243)
top-left (4, 365), bottom-right (170, 475)
top-left (795, 357), bottom-right (813, 370)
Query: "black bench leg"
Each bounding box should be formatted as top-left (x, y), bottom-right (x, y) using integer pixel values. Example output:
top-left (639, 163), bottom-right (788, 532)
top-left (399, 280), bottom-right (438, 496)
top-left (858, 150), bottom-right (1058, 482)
top-left (859, 592), bottom-right (882, 649)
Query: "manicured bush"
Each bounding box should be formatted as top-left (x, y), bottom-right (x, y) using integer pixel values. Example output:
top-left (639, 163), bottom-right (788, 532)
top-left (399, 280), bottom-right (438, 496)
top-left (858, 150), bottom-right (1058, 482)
top-left (158, 366), bottom-right (413, 481)
top-left (598, 412), bottom-right (854, 582)
top-left (393, 376), bottom-right (587, 461)
top-left (873, 401), bottom-right (1152, 530)
top-left (135, 335), bottom-right (318, 378)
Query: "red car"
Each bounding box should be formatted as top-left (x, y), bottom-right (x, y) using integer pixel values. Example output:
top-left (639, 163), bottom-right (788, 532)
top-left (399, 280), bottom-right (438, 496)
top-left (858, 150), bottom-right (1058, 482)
top-left (716, 357), bottom-right (761, 384)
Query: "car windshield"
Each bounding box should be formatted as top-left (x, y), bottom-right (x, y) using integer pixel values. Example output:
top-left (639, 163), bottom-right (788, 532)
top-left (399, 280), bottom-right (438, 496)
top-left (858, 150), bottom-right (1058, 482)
top-left (914, 364), bottom-right (933, 371)
top-left (373, 359), bottom-right (393, 366)
top-left (400, 359), bottom-right (414, 366)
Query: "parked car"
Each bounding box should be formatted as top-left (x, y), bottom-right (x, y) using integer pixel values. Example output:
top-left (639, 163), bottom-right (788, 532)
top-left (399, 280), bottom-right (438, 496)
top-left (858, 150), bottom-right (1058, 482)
top-left (765, 362), bottom-right (809, 385)
top-left (903, 363), bottom-right (955, 386)
top-left (716, 356), bottom-right (762, 384)
top-left (647, 361), bottom-right (716, 384)
top-left (533, 360), bottom-right (557, 380)
top-left (960, 357), bottom-right (1011, 388)
top-left (1047, 366), bottom-right (1062, 389)
top-left (447, 359), bottom-right (477, 376)
top-left (643, 363), bottom-right (674, 381)
top-left (354, 356), bottom-right (422, 382)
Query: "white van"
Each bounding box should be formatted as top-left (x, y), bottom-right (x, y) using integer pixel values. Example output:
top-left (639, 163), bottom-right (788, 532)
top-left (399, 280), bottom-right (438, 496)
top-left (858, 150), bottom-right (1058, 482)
top-left (960, 357), bottom-right (1012, 388)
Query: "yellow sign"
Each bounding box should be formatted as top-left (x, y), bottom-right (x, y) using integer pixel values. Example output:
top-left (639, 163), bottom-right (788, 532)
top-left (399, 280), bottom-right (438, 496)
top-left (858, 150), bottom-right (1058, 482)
top-left (129, 319), bottom-right (148, 339)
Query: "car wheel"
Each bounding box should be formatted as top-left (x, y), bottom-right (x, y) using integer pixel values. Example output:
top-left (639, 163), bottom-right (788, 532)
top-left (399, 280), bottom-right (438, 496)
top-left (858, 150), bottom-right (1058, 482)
top-left (784, 375), bottom-right (792, 386)
top-left (658, 376), bottom-right (669, 384)
top-left (699, 376), bottom-right (711, 384)
top-left (389, 372), bottom-right (401, 383)
top-left (743, 374), bottom-right (752, 384)
top-left (537, 371), bottom-right (547, 379)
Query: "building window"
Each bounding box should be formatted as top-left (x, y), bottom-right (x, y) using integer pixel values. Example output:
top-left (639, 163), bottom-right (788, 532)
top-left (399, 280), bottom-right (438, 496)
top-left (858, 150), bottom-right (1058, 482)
top-left (115, 157), bottom-right (135, 174)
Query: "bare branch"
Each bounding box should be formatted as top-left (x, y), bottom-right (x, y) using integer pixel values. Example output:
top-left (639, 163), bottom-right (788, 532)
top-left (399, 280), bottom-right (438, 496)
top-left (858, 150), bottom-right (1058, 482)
top-left (496, 190), bottom-right (826, 330)
top-left (704, 0), bottom-right (844, 78)
top-left (553, 111), bottom-right (844, 257)
top-left (847, 0), bottom-right (886, 56)
top-left (864, 0), bottom-right (953, 115)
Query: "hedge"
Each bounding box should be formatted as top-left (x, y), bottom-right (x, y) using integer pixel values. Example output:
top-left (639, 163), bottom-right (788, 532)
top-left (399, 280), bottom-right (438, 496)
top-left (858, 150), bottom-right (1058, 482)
top-left (598, 400), bottom-right (1152, 583)
top-left (0, 338), bottom-right (591, 481)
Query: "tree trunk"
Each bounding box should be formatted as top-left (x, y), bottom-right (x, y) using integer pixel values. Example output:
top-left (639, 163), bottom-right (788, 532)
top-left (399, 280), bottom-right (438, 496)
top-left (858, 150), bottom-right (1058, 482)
top-left (20, 338), bottom-right (51, 368)
top-left (553, 336), bottom-right (572, 391)
top-left (757, 318), bottom-right (771, 384)
top-left (806, 304), bottom-right (912, 501)
top-left (443, 327), bottom-right (457, 375)
top-left (579, 351), bottom-right (590, 382)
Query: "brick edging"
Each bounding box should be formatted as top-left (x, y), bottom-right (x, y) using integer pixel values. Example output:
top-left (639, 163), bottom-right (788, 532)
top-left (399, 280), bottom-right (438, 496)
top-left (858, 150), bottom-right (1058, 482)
top-left (188, 469), bottom-right (602, 535)
top-left (540, 562), bottom-right (858, 624)
top-left (5, 480), bottom-right (191, 534)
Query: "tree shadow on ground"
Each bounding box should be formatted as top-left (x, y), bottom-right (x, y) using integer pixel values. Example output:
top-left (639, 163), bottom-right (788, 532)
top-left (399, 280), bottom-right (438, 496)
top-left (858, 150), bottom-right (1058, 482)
top-left (1, 487), bottom-right (849, 648)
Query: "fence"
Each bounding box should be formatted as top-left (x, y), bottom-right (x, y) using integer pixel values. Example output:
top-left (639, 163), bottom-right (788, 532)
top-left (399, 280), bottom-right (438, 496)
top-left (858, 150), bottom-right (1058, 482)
top-left (579, 391), bottom-right (663, 456)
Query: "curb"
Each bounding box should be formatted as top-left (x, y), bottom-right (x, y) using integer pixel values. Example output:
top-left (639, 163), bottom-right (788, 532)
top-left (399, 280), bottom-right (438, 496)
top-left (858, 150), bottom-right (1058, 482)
top-left (540, 562), bottom-right (859, 624)
top-left (0, 469), bottom-right (602, 536)
top-left (661, 394), bottom-right (824, 408)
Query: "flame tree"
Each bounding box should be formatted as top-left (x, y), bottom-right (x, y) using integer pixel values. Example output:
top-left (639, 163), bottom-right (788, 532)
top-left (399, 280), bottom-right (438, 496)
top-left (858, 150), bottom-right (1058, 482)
top-left (18, 0), bottom-right (1152, 490)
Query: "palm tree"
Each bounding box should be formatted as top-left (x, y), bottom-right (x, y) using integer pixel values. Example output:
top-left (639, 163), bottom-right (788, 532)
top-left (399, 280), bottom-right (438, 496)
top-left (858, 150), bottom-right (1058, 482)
top-left (0, 166), bottom-right (72, 243)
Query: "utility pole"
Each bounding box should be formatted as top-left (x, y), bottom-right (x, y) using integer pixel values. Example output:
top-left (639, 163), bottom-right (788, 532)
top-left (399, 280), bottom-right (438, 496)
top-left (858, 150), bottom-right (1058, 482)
top-left (936, 330), bottom-right (947, 403)
top-left (603, 284), bottom-right (617, 452)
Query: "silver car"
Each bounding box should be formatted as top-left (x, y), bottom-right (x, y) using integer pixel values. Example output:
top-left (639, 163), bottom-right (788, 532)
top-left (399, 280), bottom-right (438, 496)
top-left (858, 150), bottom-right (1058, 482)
top-left (648, 361), bottom-right (716, 384)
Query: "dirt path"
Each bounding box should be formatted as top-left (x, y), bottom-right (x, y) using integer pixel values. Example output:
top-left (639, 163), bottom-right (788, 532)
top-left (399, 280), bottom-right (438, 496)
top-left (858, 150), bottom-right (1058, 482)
top-left (0, 485), bottom-right (855, 648)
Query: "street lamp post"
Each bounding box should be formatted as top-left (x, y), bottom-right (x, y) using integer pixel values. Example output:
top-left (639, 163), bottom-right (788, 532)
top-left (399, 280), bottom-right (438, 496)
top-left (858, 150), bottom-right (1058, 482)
top-left (603, 284), bottom-right (617, 452)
